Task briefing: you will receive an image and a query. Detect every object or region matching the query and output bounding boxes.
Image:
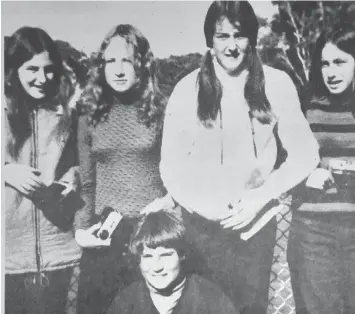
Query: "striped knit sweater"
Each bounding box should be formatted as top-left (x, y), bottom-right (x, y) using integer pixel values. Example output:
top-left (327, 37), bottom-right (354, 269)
top-left (297, 103), bottom-right (355, 212)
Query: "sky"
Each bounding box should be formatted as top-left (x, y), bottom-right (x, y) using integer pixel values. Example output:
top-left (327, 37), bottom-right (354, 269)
top-left (2, 1), bottom-right (278, 58)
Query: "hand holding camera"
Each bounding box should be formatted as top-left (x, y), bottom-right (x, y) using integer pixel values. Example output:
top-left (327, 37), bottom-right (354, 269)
top-left (75, 222), bottom-right (112, 248)
top-left (75, 207), bottom-right (123, 249)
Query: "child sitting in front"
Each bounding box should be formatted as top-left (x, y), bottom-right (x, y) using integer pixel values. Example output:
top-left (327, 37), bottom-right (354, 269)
top-left (107, 209), bottom-right (239, 314)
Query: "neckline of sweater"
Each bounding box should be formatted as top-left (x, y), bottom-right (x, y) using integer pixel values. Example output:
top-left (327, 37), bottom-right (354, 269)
top-left (213, 59), bottom-right (249, 93)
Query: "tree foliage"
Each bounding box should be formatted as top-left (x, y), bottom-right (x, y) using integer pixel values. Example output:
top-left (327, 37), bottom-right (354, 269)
top-left (260, 1), bottom-right (355, 106)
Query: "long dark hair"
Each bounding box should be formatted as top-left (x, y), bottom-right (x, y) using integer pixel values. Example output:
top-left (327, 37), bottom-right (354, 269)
top-left (306, 23), bottom-right (355, 110)
top-left (79, 24), bottom-right (165, 128)
top-left (5, 26), bottom-right (73, 159)
top-left (197, 1), bottom-right (273, 127)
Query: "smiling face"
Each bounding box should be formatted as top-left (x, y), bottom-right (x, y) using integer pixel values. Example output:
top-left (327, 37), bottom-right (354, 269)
top-left (17, 51), bottom-right (55, 99)
top-left (321, 42), bottom-right (355, 95)
top-left (140, 245), bottom-right (182, 291)
top-left (104, 36), bottom-right (138, 93)
top-left (212, 17), bottom-right (249, 76)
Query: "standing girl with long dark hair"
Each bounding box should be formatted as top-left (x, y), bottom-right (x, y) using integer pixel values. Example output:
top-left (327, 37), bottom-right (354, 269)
top-left (144, 1), bottom-right (319, 313)
top-left (4, 26), bottom-right (82, 314)
top-left (288, 24), bottom-right (355, 314)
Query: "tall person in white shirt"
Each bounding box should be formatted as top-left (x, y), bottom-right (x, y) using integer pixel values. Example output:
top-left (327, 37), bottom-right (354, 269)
top-left (143, 1), bottom-right (320, 313)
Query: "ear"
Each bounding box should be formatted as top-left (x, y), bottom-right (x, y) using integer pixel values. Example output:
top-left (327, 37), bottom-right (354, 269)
top-left (210, 48), bottom-right (216, 57)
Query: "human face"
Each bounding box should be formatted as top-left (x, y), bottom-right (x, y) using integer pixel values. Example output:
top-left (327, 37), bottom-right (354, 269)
top-left (17, 51), bottom-right (55, 99)
top-left (140, 246), bottom-right (182, 291)
top-left (321, 42), bottom-right (355, 95)
top-left (104, 36), bottom-right (138, 93)
top-left (212, 17), bottom-right (249, 76)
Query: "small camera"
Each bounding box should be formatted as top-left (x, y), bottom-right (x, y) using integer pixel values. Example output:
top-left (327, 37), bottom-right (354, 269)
top-left (96, 207), bottom-right (123, 240)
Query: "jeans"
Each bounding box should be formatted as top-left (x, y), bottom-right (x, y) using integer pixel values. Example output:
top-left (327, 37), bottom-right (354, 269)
top-left (5, 267), bottom-right (73, 314)
top-left (288, 212), bottom-right (355, 314)
top-left (181, 208), bottom-right (277, 314)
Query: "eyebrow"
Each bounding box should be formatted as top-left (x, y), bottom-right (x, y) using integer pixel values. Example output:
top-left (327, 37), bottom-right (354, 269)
top-left (215, 30), bottom-right (241, 35)
top-left (321, 58), bottom-right (347, 63)
top-left (160, 251), bottom-right (174, 255)
top-left (160, 249), bottom-right (175, 254)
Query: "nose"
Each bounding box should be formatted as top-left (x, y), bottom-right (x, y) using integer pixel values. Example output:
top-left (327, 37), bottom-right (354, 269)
top-left (326, 72), bottom-right (336, 82)
top-left (151, 260), bottom-right (164, 273)
top-left (227, 38), bottom-right (239, 52)
top-left (36, 69), bottom-right (47, 84)
top-left (115, 62), bottom-right (125, 78)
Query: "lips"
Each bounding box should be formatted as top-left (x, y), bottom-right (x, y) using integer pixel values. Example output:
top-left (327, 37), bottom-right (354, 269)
top-left (31, 85), bottom-right (46, 93)
top-left (29, 82), bottom-right (45, 88)
top-left (114, 80), bottom-right (127, 84)
top-left (151, 273), bottom-right (167, 278)
top-left (327, 80), bottom-right (342, 86)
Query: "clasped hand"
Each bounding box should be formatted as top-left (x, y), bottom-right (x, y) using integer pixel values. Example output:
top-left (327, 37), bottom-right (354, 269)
top-left (219, 189), bottom-right (272, 230)
top-left (5, 163), bottom-right (75, 201)
top-left (4, 163), bottom-right (46, 196)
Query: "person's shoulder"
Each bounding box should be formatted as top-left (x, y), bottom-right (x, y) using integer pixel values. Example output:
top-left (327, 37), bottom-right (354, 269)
top-left (189, 275), bottom-right (239, 313)
top-left (190, 274), bottom-right (229, 296)
top-left (172, 69), bottom-right (200, 94)
top-left (108, 281), bottom-right (144, 313)
top-left (165, 69), bottom-right (200, 116)
top-left (263, 65), bottom-right (292, 85)
top-left (115, 280), bottom-right (143, 297)
top-left (263, 65), bottom-right (300, 113)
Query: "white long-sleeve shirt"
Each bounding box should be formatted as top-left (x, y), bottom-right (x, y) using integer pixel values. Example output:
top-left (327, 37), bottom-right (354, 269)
top-left (160, 63), bottom-right (320, 221)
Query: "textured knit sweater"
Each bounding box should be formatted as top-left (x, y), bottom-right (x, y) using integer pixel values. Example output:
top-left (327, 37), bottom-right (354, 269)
top-left (297, 103), bottom-right (355, 212)
top-left (76, 101), bottom-right (165, 230)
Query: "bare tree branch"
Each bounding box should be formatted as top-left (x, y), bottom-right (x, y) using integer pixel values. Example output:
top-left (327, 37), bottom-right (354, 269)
top-left (277, 1), bottom-right (309, 94)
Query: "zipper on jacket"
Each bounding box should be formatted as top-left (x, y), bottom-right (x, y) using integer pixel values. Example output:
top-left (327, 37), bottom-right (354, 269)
top-left (30, 109), bottom-right (48, 287)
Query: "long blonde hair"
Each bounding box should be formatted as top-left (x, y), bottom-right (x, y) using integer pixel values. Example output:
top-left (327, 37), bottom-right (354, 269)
top-left (79, 24), bottom-right (165, 128)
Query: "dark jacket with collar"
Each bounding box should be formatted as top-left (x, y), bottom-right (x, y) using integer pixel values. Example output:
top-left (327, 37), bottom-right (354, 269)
top-left (107, 274), bottom-right (239, 314)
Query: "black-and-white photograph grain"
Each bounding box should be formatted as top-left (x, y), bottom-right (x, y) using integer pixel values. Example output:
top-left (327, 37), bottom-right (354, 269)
top-left (2, 1), bottom-right (355, 314)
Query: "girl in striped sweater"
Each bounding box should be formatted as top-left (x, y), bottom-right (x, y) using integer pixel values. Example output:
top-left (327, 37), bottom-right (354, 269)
top-left (288, 24), bottom-right (355, 314)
